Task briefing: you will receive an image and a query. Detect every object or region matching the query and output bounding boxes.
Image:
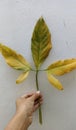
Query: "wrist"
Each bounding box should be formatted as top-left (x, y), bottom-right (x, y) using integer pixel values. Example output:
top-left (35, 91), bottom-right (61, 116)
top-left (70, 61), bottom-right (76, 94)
top-left (15, 112), bottom-right (30, 129)
top-left (5, 113), bottom-right (28, 130)
top-left (16, 110), bottom-right (27, 118)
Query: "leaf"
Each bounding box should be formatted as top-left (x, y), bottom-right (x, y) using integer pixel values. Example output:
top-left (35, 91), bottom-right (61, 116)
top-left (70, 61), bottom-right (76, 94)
top-left (47, 59), bottom-right (76, 76)
top-left (0, 45), bottom-right (2, 52)
top-left (47, 72), bottom-right (63, 90)
top-left (31, 17), bottom-right (52, 69)
top-left (0, 44), bottom-right (31, 71)
top-left (16, 71), bottom-right (29, 84)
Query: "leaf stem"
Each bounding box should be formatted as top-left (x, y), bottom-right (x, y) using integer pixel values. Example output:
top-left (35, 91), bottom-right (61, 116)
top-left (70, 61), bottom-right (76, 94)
top-left (31, 68), bottom-right (47, 72)
top-left (36, 70), bottom-right (39, 90)
top-left (36, 70), bottom-right (42, 124)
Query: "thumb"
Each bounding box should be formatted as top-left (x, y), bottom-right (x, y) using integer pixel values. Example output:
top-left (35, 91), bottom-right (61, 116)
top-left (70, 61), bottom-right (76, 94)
top-left (30, 91), bottom-right (41, 101)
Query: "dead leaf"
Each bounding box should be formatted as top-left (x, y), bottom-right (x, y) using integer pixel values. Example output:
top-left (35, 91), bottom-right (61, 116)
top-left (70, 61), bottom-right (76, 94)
top-left (47, 72), bottom-right (63, 90)
top-left (31, 17), bottom-right (52, 69)
top-left (47, 59), bottom-right (76, 76)
top-left (16, 71), bottom-right (29, 84)
top-left (0, 44), bottom-right (31, 71)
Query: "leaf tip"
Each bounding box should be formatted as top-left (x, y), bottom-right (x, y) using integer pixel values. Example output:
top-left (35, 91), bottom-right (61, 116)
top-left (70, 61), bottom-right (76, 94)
top-left (16, 80), bottom-right (20, 84)
top-left (61, 87), bottom-right (64, 90)
top-left (40, 16), bottom-right (44, 21)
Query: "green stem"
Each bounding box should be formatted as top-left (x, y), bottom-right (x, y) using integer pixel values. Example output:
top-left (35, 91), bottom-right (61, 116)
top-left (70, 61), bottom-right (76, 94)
top-left (36, 70), bottom-right (39, 90)
top-left (36, 70), bottom-right (42, 124)
top-left (31, 68), bottom-right (47, 72)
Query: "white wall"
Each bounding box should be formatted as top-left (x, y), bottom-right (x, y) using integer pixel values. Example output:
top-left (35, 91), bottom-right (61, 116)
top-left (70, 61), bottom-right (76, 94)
top-left (0, 0), bottom-right (76, 130)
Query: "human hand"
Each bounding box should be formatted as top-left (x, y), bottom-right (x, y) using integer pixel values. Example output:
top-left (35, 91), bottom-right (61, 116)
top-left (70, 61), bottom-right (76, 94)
top-left (16, 91), bottom-right (43, 128)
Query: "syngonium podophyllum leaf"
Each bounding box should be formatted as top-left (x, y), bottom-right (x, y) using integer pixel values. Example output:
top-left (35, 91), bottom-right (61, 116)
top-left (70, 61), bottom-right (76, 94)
top-left (0, 44), bottom-right (31, 83)
top-left (31, 17), bottom-right (52, 69)
top-left (47, 72), bottom-right (63, 90)
top-left (16, 71), bottom-right (29, 84)
top-left (46, 59), bottom-right (76, 90)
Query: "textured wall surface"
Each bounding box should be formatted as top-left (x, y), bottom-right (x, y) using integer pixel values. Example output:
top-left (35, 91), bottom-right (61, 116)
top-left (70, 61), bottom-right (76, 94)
top-left (0, 0), bottom-right (76, 130)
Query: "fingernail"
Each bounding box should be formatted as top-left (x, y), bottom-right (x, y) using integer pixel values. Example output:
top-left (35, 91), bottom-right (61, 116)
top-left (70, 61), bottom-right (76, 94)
top-left (36, 91), bottom-right (40, 94)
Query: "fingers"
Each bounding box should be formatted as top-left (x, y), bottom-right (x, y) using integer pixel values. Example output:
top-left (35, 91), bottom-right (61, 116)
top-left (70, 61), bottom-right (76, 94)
top-left (21, 93), bottom-right (34, 98)
top-left (21, 91), bottom-right (43, 105)
top-left (20, 91), bottom-right (43, 113)
top-left (31, 91), bottom-right (42, 101)
top-left (21, 91), bottom-right (42, 101)
top-left (33, 100), bottom-right (43, 111)
top-left (33, 93), bottom-right (43, 111)
top-left (34, 96), bottom-right (43, 105)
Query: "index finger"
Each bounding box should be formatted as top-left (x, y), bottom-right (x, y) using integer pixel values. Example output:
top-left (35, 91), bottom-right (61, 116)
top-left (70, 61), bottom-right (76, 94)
top-left (21, 92), bottom-right (34, 98)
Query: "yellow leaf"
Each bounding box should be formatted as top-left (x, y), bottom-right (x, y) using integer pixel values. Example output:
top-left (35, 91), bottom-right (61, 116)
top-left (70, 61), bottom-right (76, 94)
top-left (16, 71), bottom-right (29, 84)
top-left (0, 45), bottom-right (2, 52)
top-left (0, 44), bottom-right (31, 71)
top-left (47, 72), bottom-right (63, 90)
top-left (47, 59), bottom-right (76, 76)
top-left (31, 17), bottom-right (52, 69)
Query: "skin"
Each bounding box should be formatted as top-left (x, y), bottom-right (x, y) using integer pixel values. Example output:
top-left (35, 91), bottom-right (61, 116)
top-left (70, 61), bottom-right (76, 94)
top-left (5, 91), bottom-right (43, 130)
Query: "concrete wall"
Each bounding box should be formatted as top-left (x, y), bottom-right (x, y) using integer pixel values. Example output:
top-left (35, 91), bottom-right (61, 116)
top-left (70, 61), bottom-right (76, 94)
top-left (0, 0), bottom-right (76, 130)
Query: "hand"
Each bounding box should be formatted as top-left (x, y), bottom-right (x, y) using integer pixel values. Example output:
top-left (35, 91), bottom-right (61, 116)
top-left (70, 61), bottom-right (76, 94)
top-left (16, 91), bottom-right (43, 128)
top-left (5, 91), bottom-right (43, 130)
